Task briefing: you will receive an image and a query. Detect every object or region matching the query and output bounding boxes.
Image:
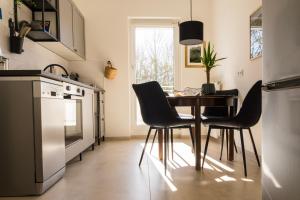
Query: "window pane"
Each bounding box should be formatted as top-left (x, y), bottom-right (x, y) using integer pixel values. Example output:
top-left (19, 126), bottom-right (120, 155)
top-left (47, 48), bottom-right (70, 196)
top-left (134, 26), bottom-right (175, 126)
top-left (135, 27), bottom-right (174, 92)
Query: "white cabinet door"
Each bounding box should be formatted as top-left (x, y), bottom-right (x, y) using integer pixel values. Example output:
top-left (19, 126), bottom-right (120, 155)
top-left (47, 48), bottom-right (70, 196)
top-left (59, 0), bottom-right (73, 50)
top-left (72, 6), bottom-right (85, 58)
top-left (82, 89), bottom-right (94, 146)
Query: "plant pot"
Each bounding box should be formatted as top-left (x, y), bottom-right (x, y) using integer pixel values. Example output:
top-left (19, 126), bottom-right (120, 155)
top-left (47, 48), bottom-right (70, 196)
top-left (201, 83), bottom-right (216, 95)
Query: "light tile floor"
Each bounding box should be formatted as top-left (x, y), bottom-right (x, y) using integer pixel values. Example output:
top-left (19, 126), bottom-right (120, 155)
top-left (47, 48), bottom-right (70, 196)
top-left (0, 139), bottom-right (261, 200)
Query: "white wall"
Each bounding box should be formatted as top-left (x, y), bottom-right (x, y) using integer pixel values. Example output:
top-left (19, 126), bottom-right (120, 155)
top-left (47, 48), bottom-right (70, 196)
top-left (72, 0), bottom-right (214, 138)
top-left (0, 0), bottom-right (68, 70)
top-left (211, 0), bottom-right (262, 154)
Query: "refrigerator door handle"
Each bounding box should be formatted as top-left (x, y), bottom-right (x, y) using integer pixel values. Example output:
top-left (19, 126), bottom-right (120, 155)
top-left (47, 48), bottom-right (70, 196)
top-left (263, 77), bottom-right (300, 92)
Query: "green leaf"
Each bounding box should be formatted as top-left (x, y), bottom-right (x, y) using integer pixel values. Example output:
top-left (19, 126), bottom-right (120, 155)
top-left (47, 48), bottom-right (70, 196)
top-left (200, 41), bottom-right (227, 73)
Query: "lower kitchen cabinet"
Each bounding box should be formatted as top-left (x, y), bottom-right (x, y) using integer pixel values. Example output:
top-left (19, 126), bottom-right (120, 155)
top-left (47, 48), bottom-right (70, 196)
top-left (95, 89), bottom-right (105, 145)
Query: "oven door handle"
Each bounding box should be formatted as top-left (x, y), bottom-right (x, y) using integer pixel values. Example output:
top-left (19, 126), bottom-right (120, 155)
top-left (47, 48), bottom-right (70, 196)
top-left (64, 95), bottom-right (84, 100)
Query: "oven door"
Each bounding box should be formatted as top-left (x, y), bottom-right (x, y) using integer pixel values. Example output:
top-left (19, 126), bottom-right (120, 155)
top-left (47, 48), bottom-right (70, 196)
top-left (64, 96), bottom-right (83, 147)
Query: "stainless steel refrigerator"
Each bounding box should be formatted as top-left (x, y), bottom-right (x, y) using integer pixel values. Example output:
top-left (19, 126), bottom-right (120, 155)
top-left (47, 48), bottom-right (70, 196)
top-left (262, 0), bottom-right (300, 199)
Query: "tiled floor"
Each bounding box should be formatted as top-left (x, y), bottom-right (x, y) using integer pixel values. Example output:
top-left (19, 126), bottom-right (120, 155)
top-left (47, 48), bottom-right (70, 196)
top-left (0, 138), bottom-right (261, 200)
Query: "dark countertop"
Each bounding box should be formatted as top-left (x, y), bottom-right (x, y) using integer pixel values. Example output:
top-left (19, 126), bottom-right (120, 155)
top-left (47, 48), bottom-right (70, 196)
top-left (0, 70), bottom-right (105, 92)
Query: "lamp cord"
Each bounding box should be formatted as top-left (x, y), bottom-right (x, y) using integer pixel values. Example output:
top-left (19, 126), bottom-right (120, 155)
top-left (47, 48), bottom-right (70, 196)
top-left (190, 0), bottom-right (193, 21)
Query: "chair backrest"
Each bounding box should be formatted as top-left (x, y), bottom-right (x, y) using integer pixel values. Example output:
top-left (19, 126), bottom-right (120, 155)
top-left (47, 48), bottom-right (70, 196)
top-left (132, 81), bottom-right (178, 126)
top-left (202, 89), bottom-right (239, 117)
top-left (235, 80), bottom-right (262, 127)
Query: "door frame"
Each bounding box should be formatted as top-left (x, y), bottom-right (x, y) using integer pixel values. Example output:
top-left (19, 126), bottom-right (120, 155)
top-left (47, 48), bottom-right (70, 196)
top-left (128, 18), bottom-right (181, 135)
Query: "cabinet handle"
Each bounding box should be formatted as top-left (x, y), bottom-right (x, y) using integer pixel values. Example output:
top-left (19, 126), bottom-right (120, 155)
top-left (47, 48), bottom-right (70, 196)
top-left (74, 49), bottom-right (78, 52)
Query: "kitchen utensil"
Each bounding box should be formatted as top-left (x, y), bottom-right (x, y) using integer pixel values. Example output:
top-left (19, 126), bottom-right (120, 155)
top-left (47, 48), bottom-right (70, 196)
top-left (8, 18), bottom-right (16, 37)
top-left (18, 21), bottom-right (31, 38)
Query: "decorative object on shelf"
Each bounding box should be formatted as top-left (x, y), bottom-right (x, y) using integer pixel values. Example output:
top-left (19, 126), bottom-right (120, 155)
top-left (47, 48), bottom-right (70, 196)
top-left (15, 0), bottom-right (37, 7)
top-left (179, 0), bottom-right (203, 45)
top-left (185, 42), bottom-right (206, 68)
top-left (250, 7), bottom-right (263, 60)
top-left (201, 42), bottom-right (226, 95)
top-left (31, 20), bottom-right (51, 32)
top-left (9, 18), bottom-right (31, 54)
top-left (104, 61), bottom-right (118, 80)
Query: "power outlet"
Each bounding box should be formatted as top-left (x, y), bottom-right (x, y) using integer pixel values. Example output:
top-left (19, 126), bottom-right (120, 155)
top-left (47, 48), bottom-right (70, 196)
top-left (237, 69), bottom-right (244, 77)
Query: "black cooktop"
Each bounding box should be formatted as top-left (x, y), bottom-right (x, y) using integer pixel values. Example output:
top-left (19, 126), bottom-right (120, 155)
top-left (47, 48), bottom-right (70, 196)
top-left (0, 70), bottom-right (101, 91)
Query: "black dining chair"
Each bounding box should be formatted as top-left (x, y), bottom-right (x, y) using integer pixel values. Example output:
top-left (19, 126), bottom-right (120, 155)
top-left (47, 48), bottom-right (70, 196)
top-left (149, 92), bottom-right (195, 158)
top-left (202, 81), bottom-right (262, 177)
top-left (202, 89), bottom-right (239, 160)
top-left (132, 81), bottom-right (194, 174)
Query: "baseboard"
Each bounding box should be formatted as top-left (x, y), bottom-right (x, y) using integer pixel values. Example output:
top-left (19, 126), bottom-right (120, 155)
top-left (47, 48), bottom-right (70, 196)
top-left (130, 134), bottom-right (208, 140)
top-left (105, 136), bottom-right (131, 141)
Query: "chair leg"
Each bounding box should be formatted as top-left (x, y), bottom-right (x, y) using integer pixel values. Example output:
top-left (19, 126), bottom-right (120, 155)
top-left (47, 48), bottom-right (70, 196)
top-left (164, 128), bottom-right (169, 175)
top-left (234, 139), bottom-right (238, 153)
top-left (220, 129), bottom-right (225, 160)
top-left (139, 127), bottom-right (152, 167)
top-left (189, 126), bottom-right (195, 152)
top-left (226, 129), bottom-right (229, 160)
top-left (240, 129), bottom-right (247, 177)
top-left (248, 128), bottom-right (261, 167)
top-left (171, 128), bottom-right (174, 160)
top-left (202, 126), bottom-right (212, 169)
top-left (150, 129), bottom-right (158, 154)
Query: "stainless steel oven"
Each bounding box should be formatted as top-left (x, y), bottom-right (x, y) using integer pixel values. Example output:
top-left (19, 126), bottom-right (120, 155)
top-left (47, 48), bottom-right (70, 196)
top-left (63, 83), bottom-right (85, 147)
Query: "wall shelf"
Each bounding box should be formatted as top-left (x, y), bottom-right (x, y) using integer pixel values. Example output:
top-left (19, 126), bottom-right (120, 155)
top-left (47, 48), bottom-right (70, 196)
top-left (27, 29), bottom-right (57, 41)
top-left (14, 0), bottom-right (59, 42)
top-left (21, 0), bottom-right (57, 12)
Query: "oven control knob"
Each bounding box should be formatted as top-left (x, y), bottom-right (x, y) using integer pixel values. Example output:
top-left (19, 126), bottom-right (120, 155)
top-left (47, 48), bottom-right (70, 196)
top-left (66, 86), bottom-right (71, 91)
top-left (82, 89), bottom-right (85, 96)
top-left (77, 88), bottom-right (81, 93)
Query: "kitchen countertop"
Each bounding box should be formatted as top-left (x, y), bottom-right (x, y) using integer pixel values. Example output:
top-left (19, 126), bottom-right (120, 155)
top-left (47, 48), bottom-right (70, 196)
top-left (0, 70), bottom-right (104, 91)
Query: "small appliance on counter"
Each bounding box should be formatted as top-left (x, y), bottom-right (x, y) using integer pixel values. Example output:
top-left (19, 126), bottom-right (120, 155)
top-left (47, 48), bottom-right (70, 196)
top-left (0, 56), bottom-right (9, 70)
top-left (43, 64), bottom-right (69, 78)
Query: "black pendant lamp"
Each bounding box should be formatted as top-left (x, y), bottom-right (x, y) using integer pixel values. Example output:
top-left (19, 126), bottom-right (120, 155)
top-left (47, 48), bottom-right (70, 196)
top-left (179, 0), bottom-right (203, 45)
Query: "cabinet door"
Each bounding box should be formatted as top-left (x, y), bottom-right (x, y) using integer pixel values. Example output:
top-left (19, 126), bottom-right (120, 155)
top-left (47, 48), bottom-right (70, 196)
top-left (73, 7), bottom-right (86, 58)
top-left (82, 89), bottom-right (95, 146)
top-left (59, 0), bottom-right (73, 49)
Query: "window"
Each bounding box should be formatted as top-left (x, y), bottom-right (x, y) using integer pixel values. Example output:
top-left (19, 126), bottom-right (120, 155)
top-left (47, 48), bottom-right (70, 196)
top-left (135, 27), bottom-right (175, 92)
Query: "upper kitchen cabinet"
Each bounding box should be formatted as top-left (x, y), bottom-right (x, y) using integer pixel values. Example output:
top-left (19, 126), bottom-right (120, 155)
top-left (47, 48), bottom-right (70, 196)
top-left (59, 0), bottom-right (73, 50)
top-left (15, 0), bottom-right (86, 61)
top-left (72, 6), bottom-right (85, 59)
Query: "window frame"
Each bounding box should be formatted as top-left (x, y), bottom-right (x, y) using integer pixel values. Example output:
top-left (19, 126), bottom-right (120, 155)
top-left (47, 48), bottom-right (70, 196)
top-left (129, 18), bottom-right (181, 135)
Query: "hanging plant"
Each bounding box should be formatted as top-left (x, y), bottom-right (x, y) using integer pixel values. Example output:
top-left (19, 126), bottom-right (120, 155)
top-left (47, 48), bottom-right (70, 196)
top-left (15, 0), bottom-right (37, 8)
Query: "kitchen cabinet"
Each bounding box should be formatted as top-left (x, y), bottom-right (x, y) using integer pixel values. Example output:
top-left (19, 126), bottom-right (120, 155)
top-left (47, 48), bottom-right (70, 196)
top-left (72, 6), bottom-right (85, 58)
top-left (38, 0), bottom-right (86, 61)
top-left (59, 0), bottom-right (73, 50)
top-left (82, 88), bottom-right (95, 148)
top-left (94, 89), bottom-right (105, 145)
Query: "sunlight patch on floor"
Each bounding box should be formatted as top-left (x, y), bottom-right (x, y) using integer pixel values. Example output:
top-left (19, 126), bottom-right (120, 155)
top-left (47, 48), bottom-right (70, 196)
top-left (139, 141), bottom-right (255, 191)
top-left (241, 178), bottom-right (254, 182)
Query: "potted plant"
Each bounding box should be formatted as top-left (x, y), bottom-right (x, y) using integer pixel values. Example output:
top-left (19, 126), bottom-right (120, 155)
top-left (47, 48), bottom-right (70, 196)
top-left (201, 42), bottom-right (226, 95)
